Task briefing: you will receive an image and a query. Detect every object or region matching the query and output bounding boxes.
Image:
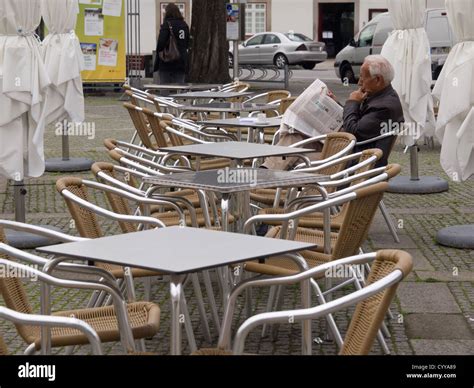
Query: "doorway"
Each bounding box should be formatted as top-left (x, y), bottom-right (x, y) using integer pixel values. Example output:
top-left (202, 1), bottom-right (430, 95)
top-left (318, 3), bottom-right (355, 57)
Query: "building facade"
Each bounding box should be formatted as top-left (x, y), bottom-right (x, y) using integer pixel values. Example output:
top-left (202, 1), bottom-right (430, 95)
top-left (137, 0), bottom-right (446, 59)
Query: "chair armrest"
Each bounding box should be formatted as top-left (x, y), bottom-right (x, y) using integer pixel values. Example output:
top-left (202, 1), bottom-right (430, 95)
top-left (0, 220), bottom-right (85, 243)
top-left (0, 306), bottom-right (102, 355)
top-left (0, 250), bottom-right (136, 352)
top-left (82, 179), bottom-right (186, 223)
top-left (61, 190), bottom-right (166, 229)
top-left (355, 131), bottom-right (397, 146)
top-left (243, 191), bottom-right (355, 234)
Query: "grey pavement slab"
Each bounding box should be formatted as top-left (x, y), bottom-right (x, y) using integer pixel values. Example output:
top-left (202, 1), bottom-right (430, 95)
top-left (369, 233), bottom-right (418, 249)
top-left (410, 339), bottom-right (474, 355)
top-left (398, 283), bottom-right (462, 314)
top-left (402, 249), bottom-right (435, 271)
top-left (416, 271), bottom-right (474, 282)
top-left (405, 314), bottom-right (474, 340)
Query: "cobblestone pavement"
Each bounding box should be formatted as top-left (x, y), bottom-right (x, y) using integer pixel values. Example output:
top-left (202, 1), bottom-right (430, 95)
top-left (0, 91), bottom-right (472, 356)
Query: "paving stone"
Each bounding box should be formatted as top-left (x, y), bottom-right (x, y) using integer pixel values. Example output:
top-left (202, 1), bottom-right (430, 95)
top-left (405, 314), bottom-right (474, 340)
top-left (416, 270), bottom-right (474, 282)
top-left (398, 283), bottom-right (462, 314)
top-left (369, 233), bottom-right (418, 249)
top-left (410, 340), bottom-right (474, 355)
top-left (402, 249), bottom-right (435, 271)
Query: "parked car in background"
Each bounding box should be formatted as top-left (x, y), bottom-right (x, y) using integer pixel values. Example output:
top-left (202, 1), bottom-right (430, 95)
top-left (230, 32), bottom-right (327, 70)
top-left (335, 8), bottom-right (455, 83)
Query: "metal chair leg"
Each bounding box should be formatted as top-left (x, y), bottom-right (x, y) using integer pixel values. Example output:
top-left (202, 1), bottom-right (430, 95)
top-left (179, 294), bottom-right (197, 353)
top-left (191, 273), bottom-right (212, 342)
top-left (203, 270), bottom-right (221, 334)
top-left (379, 201), bottom-right (400, 243)
top-left (270, 285), bottom-right (286, 341)
top-left (261, 285), bottom-right (278, 338)
top-left (311, 279), bottom-right (344, 349)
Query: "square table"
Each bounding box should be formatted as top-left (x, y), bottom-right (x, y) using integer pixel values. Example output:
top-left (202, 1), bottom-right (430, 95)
top-left (200, 117), bottom-right (282, 143)
top-left (170, 91), bottom-right (254, 100)
top-left (39, 227), bottom-right (316, 355)
top-left (178, 102), bottom-right (279, 120)
top-left (143, 168), bottom-right (329, 232)
top-left (143, 83), bottom-right (222, 93)
top-left (159, 141), bottom-right (314, 168)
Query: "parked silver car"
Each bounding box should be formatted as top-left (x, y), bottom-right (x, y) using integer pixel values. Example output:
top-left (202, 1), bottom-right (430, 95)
top-left (230, 32), bottom-right (327, 70)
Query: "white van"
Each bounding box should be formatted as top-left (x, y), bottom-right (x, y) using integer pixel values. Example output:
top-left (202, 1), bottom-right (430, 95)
top-left (334, 8), bottom-right (455, 83)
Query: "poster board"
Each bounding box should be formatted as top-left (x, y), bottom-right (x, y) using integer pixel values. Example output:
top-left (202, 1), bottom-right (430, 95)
top-left (76, 0), bottom-right (126, 83)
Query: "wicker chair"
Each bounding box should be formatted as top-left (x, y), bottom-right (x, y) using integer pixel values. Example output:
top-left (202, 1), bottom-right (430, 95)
top-left (159, 120), bottom-right (233, 170)
top-left (91, 162), bottom-right (234, 229)
top-left (55, 178), bottom-right (216, 345)
top-left (123, 102), bottom-right (161, 151)
top-left (0, 305), bottom-right (104, 355)
top-left (244, 182), bottom-right (389, 278)
top-left (56, 176), bottom-right (167, 277)
top-left (279, 96), bottom-right (297, 115)
top-left (0, 238), bottom-right (160, 354)
top-left (257, 151), bottom-right (400, 230)
top-left (250, 132), bottom-right (357, 206)
top-left (194, 250), bottom-right (412, 355)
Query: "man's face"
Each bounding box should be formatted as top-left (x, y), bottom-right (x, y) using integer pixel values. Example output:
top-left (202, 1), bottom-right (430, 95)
top-left (358, 63), bottom-right (385, 96)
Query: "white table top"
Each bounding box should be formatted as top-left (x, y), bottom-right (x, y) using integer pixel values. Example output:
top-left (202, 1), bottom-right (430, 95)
top-left (200, 117), bottom-right (282, 128)
top-left (159, 141), bottom-right (314, 160)
top-left (179, 102), bottom-right (277, 113)
top-left (143, 168), bottom-right (328, 194)
top-left (171, 91), bottom-right (254, 99)
top-left (38, 227), bottom-right (316, 274)
top-left (143, 83), bottom-right (222, 91)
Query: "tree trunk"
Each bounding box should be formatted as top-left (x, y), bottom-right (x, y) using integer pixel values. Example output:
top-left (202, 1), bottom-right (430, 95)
top-left (188, 0), bottom-right (231, 83)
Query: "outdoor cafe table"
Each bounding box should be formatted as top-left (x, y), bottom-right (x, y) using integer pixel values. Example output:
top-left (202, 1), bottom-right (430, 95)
top-left (143, 83), bottom-right (222, 93)
top-left (143, 168), bottom-right (329, 233)
top-left (178, 102), bottom-right (278, 120)
top-left (158, 141), bottom-right (314, 168)
top-left (199, 117), bottom-right (282, 143)
top-left (170, 91), bottom-right (254, 100)
top-left (39, 227), bottom-right (316, 355)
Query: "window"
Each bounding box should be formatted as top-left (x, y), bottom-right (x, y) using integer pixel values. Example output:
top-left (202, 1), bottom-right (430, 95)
top-left (160, 2), bottom-right (186, 25)
top-left (246, 34), bottom-right (264, 46)
top-left (285, 33), bottom-right (312, 42)
top-left (369, 8), bottom-right (388, 21)
top-left (245, 3), bottom-right (266, 35)
top-left (263, 34), bottom-right (281, 44)
top-left (358, 24), bottom-right (376, 47)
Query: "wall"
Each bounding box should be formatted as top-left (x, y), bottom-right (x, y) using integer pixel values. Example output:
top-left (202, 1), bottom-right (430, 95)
top-left (272, 0), bottom-right (314, 38)
top-left (139, 0), bottom-right (157, 55)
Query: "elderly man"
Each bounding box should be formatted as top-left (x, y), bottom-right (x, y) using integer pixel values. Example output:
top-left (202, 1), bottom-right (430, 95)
top-left (262, 55), bottom-right (403, 169)
top-left (342, 54), bottom-right (403, 167)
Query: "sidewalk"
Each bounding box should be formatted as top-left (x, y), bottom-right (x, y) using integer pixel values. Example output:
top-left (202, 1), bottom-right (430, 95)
top-left (0, 93), bottom-right (472, 355)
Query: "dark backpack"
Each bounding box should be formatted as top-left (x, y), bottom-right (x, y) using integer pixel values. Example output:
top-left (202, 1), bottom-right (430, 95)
top-left (159, 22), bottom-right (181, 63)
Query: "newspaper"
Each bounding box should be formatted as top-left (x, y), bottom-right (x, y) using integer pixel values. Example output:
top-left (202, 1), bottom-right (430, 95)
top-left (281, 79), bottom-right (344, 137)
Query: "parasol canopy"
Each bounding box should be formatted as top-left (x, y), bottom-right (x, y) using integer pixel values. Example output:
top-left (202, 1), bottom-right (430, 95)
top-left (381, 0), bottom-right (435, 147)
top-left (432, 0), bottom-right (474, 182)
top-left (0, 0), bottom-right (51, 180)
top-left (41, 0), bottom-right (84, 125)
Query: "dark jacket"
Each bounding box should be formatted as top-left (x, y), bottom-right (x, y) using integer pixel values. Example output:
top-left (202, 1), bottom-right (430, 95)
top-left (343, 85), bottom-right (404, 166)
top-left (154, 17), bottom-right (190, 73)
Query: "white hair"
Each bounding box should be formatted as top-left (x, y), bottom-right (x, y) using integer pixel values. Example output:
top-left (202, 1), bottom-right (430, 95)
top-left (364, 55), bottom-right (394, 86)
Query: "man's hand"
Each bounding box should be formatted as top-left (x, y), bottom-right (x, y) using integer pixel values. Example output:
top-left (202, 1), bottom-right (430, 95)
top-left (348, 89), bottom-right (367, 103)
top-left (326, 89), bottom-right (337, 101)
